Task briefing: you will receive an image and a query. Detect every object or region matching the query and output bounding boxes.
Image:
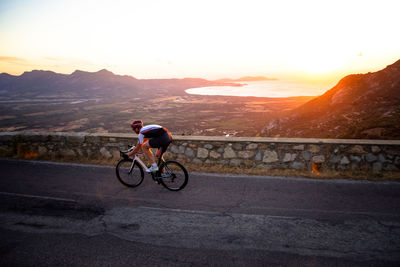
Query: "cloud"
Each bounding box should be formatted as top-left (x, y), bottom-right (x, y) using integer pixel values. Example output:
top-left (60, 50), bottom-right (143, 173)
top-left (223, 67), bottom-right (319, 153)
top-left (42, 56), bottom-right (96, 66)
top-left (43, 57), bottom-right (59, 61)
top-left (0, 56), bottom-right (27, 63)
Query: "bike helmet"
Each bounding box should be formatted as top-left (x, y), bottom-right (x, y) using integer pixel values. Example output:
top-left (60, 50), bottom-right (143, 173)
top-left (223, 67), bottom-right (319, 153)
top-left (130, 120), bottom-right (143, 129)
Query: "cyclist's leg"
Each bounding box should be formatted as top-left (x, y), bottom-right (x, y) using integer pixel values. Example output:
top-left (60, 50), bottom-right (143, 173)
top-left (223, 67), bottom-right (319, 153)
top-left (155, 147), bottom-right (162, 159)
top-left (142, 140), bottom-right (156, 165)
top-left (150, 133), bottom-right (171, 165)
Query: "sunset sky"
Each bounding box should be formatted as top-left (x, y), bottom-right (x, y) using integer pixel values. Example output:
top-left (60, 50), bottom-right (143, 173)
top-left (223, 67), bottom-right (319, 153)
top-left (1, 0), bottom-right (399, 84)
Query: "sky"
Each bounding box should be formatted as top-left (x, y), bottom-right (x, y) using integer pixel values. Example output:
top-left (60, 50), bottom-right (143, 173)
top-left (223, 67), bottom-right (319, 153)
top-left (1, 0), bottom-right (400, 84)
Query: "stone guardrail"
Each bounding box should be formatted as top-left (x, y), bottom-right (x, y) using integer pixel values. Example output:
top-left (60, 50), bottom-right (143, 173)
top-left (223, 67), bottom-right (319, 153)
top-left (0, 132), bottom-right (399, 176)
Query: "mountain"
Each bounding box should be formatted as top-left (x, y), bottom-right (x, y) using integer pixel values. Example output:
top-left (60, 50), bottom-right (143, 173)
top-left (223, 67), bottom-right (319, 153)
top-left (262, 59), bottom-right (400, 139)
top-left (0, 69), bottom-right (229, 100)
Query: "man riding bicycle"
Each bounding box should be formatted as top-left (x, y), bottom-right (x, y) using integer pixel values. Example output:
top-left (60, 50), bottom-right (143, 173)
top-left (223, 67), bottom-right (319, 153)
top-left (126, 120), bottom-right (173, 172)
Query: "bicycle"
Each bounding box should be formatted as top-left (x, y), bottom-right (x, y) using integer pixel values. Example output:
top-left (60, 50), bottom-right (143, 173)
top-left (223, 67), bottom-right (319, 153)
top-left (115, 146), bottom-right (189, 191)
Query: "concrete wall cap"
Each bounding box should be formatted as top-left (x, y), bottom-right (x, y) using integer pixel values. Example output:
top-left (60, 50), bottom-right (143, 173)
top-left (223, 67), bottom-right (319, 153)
top-left (1, 132), bottom-right (400, 145)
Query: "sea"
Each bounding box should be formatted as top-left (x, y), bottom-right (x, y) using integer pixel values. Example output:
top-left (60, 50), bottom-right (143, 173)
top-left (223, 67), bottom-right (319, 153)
top-left (186, 80), bottom-right (334, 98)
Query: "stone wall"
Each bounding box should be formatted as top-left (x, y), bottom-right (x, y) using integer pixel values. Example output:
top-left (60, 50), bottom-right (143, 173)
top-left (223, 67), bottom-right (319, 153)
top-left (1, 132), bottom-right (400, 174)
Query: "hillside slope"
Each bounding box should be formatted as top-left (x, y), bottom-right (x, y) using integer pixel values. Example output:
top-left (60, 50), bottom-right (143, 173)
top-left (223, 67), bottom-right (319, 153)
top-left (262, 59), bottom-right (400, 139)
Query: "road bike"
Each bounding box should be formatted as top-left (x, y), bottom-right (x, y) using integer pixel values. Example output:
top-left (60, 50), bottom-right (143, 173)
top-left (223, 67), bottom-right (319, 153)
top-left (115, 146), bottom-right (188, 191)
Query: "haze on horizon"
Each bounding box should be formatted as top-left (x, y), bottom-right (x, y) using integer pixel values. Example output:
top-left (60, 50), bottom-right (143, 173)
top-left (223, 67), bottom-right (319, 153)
top-left (1, 0), bottom-right (399, 86)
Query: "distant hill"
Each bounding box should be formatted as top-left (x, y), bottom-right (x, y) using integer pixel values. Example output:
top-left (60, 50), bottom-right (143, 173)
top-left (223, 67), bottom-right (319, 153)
top-left (262, 59), bottom-right (400, 139)
top-left (0, 69), bottom-right (230, 100)
top-left (215, 76), bottom-right (277, 83)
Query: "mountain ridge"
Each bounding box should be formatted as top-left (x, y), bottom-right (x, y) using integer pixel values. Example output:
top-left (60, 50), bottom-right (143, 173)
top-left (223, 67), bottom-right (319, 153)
top-left (0, 69), bottom-right (232, 100)
top-left (262, 59), bottom-right (400, 139)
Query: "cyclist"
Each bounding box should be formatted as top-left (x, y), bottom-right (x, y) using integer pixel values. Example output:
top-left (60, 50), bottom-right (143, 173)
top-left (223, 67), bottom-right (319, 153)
top-left (126, 120), bottom-right (173, 172)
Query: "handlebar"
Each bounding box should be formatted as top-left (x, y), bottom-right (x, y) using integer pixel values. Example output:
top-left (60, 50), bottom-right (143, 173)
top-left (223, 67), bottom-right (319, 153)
top-left (119, 146), bottom-right (144, 157)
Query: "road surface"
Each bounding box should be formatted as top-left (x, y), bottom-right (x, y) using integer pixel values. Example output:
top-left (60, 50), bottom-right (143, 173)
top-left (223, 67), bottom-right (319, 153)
top-left (0, 158), bottom-right (399, 266)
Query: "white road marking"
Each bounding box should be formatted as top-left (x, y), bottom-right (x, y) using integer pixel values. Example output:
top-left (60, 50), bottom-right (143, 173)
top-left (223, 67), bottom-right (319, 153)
top-left (22, 189), bottom-right (400, 219)
top-left (0, 191), bottom-right (77, 203)
top-left (249, 205), bottom-right (400, 218)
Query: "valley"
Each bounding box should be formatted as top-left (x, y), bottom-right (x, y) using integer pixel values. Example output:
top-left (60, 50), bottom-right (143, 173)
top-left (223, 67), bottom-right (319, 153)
top-left (0, 94), bottom-right (313, 136)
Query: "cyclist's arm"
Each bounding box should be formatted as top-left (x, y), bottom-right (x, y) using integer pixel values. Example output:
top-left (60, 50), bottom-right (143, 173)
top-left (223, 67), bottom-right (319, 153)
top-left (127, 141), bottom-right (141, 157)
top-left (127, 132), bottom-right (144, 158)
top-left (127, 138), bottom-right (148, 157)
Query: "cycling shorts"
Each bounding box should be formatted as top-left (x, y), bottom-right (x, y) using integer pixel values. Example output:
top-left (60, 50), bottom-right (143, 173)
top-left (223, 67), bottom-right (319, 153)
top-left (148, 131), bottom-right (172, 152)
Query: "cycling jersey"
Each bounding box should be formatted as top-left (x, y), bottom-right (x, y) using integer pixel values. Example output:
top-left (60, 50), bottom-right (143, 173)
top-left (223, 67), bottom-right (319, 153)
top-left (138, 125), bottom-right (168, 144)
top-left (136, 124), bottom-right (173, 157)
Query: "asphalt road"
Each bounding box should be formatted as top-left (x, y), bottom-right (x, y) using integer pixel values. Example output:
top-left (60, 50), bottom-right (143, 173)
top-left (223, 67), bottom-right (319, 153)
top-left (0, 158), bottom-right (399, 266)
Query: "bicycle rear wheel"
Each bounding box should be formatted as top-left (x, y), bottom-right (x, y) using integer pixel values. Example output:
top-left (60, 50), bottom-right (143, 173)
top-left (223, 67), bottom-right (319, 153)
top-left (116, 159), bottom-right (144, 188)
top-left (158, 161), bottom-right (188, 191)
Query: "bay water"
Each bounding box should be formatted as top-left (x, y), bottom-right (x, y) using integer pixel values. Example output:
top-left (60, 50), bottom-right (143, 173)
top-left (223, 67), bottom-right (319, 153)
top-left (186, 80), bottom-right (334, 97)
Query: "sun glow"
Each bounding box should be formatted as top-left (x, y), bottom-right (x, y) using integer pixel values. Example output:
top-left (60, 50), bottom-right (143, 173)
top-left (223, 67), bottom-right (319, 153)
top-left (0, 0), bottom-right (399, 82)
top-left (292, 52), bottom-right (347, 74)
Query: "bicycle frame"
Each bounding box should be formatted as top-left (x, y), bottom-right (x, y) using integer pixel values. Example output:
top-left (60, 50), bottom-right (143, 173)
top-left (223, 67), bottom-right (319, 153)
top-left (131, 155), bottom-right (148, 173)
top-left (124, 146), bottom-right (163, 175)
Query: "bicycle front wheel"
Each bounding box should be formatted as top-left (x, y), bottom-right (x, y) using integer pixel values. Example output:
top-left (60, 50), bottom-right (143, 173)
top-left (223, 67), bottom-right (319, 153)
top-left (158, 161), bottom-right (188, 191)
top-left (116, 159), bottom-right (144, 188)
